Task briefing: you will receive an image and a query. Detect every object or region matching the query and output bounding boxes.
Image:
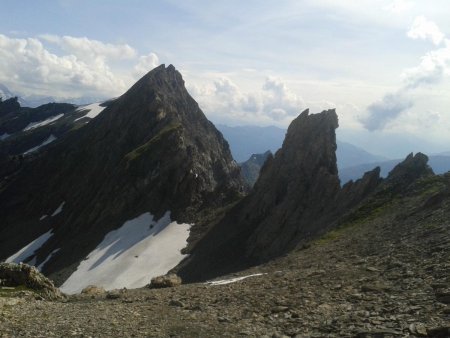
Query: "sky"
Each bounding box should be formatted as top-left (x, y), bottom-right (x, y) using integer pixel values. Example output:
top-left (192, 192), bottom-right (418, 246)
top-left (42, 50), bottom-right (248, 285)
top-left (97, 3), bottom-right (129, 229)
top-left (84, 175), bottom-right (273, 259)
top-left (0, 0), bottom-right (449, 157)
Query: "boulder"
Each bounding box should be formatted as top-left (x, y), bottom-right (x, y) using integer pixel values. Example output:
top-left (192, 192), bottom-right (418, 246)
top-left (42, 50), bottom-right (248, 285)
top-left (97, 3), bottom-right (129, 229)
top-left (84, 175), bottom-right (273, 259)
top-left (149, 274), bottom-right (182, 288)
top-left (0, 262), bottom-right (64, 300)
top-left (81, 285), bottom-right (106, 296)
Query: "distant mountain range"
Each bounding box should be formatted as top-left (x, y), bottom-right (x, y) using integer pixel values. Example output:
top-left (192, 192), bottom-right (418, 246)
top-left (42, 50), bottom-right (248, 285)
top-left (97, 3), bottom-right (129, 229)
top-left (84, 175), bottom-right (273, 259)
top-left (0, 83), bottom-right (106, 108)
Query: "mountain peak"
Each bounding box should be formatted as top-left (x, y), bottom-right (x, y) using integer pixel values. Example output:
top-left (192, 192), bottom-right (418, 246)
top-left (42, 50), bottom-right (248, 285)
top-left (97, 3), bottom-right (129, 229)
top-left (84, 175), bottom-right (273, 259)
top-left (0, 64), bottom-right (244, 288)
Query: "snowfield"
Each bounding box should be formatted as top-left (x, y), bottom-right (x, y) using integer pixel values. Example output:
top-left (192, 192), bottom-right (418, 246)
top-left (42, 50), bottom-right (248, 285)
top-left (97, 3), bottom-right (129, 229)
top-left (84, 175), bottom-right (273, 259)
top-left (74, 103), bottom-right (106, 121)
top-left (6, 230), bottom-right (54, 267)
top-left (23, 114), bottom-right (64, 131)
top-left (23, 134), bottom-right (56, 155)
top-left (206, 273), bottom-right (266, 286)
top-left (60, 211), bottom-right (190, 294)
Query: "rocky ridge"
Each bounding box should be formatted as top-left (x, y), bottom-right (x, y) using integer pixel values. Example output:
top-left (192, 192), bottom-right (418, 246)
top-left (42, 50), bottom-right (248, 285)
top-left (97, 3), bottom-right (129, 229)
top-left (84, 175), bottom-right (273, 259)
top-left (178, 109), bottom-right (390, 282)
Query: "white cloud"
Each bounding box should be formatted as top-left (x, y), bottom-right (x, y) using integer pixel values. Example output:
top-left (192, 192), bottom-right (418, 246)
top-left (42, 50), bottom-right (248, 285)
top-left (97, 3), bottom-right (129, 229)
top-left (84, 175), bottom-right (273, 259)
top-left (133, 53), bottom-right (160, 79)
top-left (189, 77), bottom-right (305, 125)
top-left (402, 39), bottom-right (450, 88)
top-left (40, 34), bottom-right (137, 61)
top-left (361, 17), bottom-right (449, 131)
top-left (384, 0), bottom-right (413, 14)
top-left (0, 34), bottom-right (159, 99)
top-left (407, 16), bottom-right (445, 45)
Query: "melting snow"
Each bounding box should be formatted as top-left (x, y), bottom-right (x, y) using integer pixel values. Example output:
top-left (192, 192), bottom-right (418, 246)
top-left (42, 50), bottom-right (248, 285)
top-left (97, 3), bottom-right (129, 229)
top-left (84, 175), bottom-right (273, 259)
top-left (60, 211), bottom-right (190, 294)
top-left (23, 114), bottom-right (64, 131)
top-left (206, 273), bottom-right (266, 286)
top-left (23, 134), bottom-right (57, 155)
top-left (5, 230), bottom-right (53, 265)
top-left (74, 103), bottom-right (106, 121)
top-left (37, 248), bottom-right (60, 271)
top-left (51, 201), bottom-right (65, 217)
top-left (0, 133), bottom-right (10, 141)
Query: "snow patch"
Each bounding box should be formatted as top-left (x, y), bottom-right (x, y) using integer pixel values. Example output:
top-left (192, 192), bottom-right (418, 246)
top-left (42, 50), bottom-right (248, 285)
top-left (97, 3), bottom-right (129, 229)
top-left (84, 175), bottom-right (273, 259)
top-left (23, 114), bottom-right (64, 131)
top-left (206, 273), bottom-right (266, 286)
top-left (39, 215), bottom-right (48, 221)
top-left (5, 230), bottom-right (53, 265)
top-left (74, 103), bottom-right (106, 121)
top-left (51, 201), bottom-right (65, 217)
top-left (23, 134), bottom-right (56, 155)
top-left (0, 133), bottom-right (10, 141)
top-left (60, 211), bottom-right (190, 294)
top-left (37, 248), bottom-right (60, 271)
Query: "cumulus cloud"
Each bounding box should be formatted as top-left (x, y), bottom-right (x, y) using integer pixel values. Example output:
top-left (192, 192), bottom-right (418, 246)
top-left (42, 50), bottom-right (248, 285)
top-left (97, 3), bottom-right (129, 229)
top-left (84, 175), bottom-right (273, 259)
top-left (361, 17), bottom-right (449, 131)
top-left (40, 34), bottom-right (137, 61)
top-left (189, 77), bottom-right (305, 125)
top-left (403, 39), bottom-right (450, 88)
top-left (407, 16), bottom-right (445, 45)
top-left (360, 91), bottom-right (413, 131)
top-left (0, 34), bottom-right (159, 100)
top-left (133, 53), bottom-right (160, 78)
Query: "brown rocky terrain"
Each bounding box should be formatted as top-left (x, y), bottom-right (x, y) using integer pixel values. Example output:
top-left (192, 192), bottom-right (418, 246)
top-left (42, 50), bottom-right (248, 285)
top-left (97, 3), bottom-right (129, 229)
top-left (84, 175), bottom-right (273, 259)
top-left (1, 171), bottom-right (449, 337)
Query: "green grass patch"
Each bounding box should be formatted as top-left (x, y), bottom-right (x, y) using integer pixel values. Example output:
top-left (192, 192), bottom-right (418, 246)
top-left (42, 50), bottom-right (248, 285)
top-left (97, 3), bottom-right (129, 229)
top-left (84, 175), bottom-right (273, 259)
top-left (0, 285), bottom-right (35, 297)
top-left (314, 196), bottom-right (395, 246)
top-left (124, 121), bottom-right (182, 162)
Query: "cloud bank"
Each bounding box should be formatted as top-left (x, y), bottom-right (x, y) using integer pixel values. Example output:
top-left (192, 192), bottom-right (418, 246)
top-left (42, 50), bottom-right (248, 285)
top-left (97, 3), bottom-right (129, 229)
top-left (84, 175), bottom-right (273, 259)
top-left (189, 77), bottom-right (305, 126)
top-left (0, 34), bottom-right (158, 99)
top-left (360, 16), bottom-right (449, 131)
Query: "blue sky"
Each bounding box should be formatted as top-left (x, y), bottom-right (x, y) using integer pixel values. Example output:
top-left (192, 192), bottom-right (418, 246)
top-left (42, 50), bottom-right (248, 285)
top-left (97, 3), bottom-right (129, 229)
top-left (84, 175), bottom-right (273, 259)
top-left (0, 0), bottom-right (449, 157)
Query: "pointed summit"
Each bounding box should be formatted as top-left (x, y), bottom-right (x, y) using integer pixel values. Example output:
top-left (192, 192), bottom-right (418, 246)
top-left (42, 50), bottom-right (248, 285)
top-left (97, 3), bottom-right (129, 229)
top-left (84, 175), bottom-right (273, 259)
top-left (178, 109), bottom-right (342, 281)
top-left (125, 64), bottom-right (185, 98)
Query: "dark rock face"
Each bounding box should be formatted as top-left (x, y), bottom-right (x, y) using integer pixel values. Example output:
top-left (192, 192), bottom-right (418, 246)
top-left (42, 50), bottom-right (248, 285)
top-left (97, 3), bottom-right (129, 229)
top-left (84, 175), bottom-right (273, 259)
top-left (0, 64), bottom-right (244, 284)
top-left (337, 167), bottom-right (383, 211)
top-left (385, 152), bottom-right (434, 189)
top-left (0, 97), bottom-right (21, 116)
top-left (178, 109), bottom-right (345, 281)
top-left (240, 150), bottom-right (272, 187)
top-left (244, 109), bottom-right (341, 259)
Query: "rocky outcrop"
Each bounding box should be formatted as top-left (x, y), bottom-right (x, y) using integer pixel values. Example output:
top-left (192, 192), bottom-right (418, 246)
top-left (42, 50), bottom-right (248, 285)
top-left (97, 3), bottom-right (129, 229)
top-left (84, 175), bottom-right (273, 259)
top-left (0, 263), bottom-right (64, 300)
top-left (178, 109), bottom-right (345, 281)
top-left (240, 150), bottom-right (272, 187)
top-left (0, 64), bottom-right (244, 285)
top-left (385, 152), bottom-right (434, 191)
top-left (244, 109), bottom-right (341, 259)
top-left (81, 285), bottom-right (106, 296)
top-left (149, 274), bottom-right (182, 288)
top-left (0, 97), bottom-right (20, 116)
top-left (337, 166), bottom-right (383, 211)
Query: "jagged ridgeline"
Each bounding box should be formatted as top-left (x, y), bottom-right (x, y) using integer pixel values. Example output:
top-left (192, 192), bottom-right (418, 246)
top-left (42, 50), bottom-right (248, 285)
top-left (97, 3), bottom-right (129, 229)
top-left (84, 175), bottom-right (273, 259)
top-left (177, 109), bottom-right (435, 282)
top-left (0, 65), bottom-right (244, 292)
